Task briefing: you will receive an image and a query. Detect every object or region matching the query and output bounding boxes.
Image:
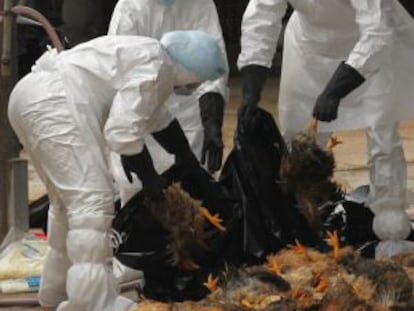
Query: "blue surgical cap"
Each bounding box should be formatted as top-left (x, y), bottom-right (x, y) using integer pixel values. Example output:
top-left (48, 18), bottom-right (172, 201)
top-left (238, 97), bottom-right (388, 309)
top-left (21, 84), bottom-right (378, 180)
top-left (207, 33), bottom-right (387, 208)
top-left (159, 0), bottom-right (175, 6)
top-left (160, 30), bottom-right (228, 82)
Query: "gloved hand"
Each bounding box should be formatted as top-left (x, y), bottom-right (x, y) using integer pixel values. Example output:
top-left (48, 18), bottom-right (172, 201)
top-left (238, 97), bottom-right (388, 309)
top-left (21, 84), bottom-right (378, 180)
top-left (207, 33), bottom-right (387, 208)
top-left (152, 119), bottom-right (200, 172)
top-left (199, 92), bottom-right (225, 173)
top-left (121, 146), bottom-right (166, 201)
top-left (238, 64), bottom-right (270, 134)
top-left (313, 61), bottom-right (365, 122)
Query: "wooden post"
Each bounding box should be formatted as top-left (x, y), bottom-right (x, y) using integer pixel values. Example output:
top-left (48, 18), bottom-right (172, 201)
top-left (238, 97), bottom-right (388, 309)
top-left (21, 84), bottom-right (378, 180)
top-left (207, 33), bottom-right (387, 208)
top-left (0, 0), bottom-right (20, 241)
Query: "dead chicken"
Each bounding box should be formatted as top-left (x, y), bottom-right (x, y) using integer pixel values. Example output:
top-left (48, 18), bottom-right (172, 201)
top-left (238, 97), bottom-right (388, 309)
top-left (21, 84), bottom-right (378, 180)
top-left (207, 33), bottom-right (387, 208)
top-left (318, 264), bottom-right (412, 311)
top-left (203, 265), bottom-right (292, 310)
top-left (129, 239), bottom-right (413, 311)
top-left (263, 234), bottom-right (348, 295)
top-left (280, 118), bottom-right (346, 234)
top-left (319, 279), bottom-right (372, 311)
top-left (347, 259), bottom-right (413, 309)
top-left (146, 182), bottom-right (226, 270)
top-left (390, 252), bottom-right (414, 287)
top-left (202, 236), bottom-right (345, 310)
top-left (263, 236), bottom-right (413, 310)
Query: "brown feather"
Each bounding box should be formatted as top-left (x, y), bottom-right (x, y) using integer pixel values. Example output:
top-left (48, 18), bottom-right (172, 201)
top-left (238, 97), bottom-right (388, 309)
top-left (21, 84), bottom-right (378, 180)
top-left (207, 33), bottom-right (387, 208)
top-left (281, 128), bottom-right (343, 234)
top-left (129, 246), bottom-right (413, 311)
top-left (146, 183), bottom-right (214, 270)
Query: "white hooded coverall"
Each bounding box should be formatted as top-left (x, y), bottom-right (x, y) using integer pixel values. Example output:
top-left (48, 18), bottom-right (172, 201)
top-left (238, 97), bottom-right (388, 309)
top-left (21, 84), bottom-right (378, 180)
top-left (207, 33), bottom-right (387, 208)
top-left (238, 0), bottom-right (414, 250)
top-left (8, 36), bottom-right (178, 311)
top-left (108, 0), bottom-right (228, 205)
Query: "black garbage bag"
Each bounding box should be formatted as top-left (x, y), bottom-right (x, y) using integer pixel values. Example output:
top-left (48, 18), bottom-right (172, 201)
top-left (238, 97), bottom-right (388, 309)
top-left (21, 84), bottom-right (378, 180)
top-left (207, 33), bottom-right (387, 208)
top-left (320, 185), bottom-right (382, 258)
top-left (114, 108), bottom-right (337, 301)
top-left (320, 186), bottom-right (377, 243)
top-left (399, 0), bottom-right (414, 17)
top-left (113, 191), bottom-right (171, 273)
top-left (219, 108), bottom-right (318, 263)
top-left (113, 163), bottom-right (242, 301)
top-left (320, 201), bottom-right (378, 258)
top-left (162, 163), bottom-right (244, 265)
top-left (29, 195), bottom-right (49, 233)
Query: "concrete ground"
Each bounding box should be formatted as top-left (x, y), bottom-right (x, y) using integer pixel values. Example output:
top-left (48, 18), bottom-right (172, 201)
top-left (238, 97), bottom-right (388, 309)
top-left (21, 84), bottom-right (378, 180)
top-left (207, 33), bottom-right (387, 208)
top-left (4, 77), bottom-right (414, 310)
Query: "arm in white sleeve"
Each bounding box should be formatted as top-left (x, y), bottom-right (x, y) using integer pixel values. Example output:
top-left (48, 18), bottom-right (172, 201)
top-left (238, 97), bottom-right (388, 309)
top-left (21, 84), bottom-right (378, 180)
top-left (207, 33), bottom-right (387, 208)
top-left (193, 2), bottom-right (228, 99)
top-left (237, 0), bottom-right (288, 70)
top-left (346, 0), bottom-right (394, 78)
top-left (104, 62), bottom-right (173, 156)
top-left (108, 0), bottom-right (141, 35)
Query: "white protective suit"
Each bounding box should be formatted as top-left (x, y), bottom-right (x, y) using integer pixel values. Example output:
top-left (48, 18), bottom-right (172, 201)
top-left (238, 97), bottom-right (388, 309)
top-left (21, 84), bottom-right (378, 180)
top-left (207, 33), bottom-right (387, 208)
top-left (8, 36), bottom-right (187, 311)
top-left (238, 0), bottom-right (414, 254)
top-left (108, 0), bottom-right (228, 205)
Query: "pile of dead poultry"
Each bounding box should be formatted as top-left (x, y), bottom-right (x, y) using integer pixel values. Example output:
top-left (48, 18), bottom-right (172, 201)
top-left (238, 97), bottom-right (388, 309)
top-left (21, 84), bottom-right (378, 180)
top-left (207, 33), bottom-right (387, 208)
top-left (123, 119), bottom-right (414, 310)
top-left (131, 243), bottom-right (414, 310)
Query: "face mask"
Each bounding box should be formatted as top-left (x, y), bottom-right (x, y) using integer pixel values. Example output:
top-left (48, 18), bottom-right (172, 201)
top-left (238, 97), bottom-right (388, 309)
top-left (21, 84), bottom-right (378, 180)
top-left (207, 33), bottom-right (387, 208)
top-left (159, 0), bottom-right (175, 6)
top-left (174, 83), bottom-right (199, 96)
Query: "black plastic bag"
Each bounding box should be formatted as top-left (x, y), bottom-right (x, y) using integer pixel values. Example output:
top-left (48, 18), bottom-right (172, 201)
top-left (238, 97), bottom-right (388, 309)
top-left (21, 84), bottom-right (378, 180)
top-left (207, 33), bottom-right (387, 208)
top-left (399, 0), bottom-right (414, 17)
top-left (320, 185), bottom-right (377, 245)
top-left (320, 200), bottom-right (378, 258)
top-left (113, 163), bottom-right (242, 301)
top-left (29, 195), bottom-right (49, 233)
top-left (219, 108), bottom-right (318, 262)
top-left (320, 185), bottom-right (401, 258)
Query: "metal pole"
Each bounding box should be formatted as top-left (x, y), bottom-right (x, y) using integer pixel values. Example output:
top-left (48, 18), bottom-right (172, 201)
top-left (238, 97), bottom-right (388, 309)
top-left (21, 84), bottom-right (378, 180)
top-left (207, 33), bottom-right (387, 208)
top-left (1, 0), bottom-right (13, 77)
top-left (8, 158), bottom-right (29, 232)
top-left (0, 0), bottom-right (20, 241)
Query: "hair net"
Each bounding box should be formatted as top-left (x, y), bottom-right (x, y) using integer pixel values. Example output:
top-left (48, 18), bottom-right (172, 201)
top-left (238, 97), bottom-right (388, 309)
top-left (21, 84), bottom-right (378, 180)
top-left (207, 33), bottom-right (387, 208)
top-left (160, 30), bottom-right (228, 82)
top-left (159, 0), bottom-right (175, 6)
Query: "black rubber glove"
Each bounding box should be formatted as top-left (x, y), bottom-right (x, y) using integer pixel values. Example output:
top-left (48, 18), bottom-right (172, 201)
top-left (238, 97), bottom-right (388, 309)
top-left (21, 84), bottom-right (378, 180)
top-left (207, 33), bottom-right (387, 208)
top-left (152, 119), bottom-right (200, 171)
top-left (313, 62), bottom-right (365, 122)
top-left (121, 146), bottom-right (166, 201)
top-left (199, 92), bottom-right (225, 173)
top-left (238, 64), bottom-right (270, 133)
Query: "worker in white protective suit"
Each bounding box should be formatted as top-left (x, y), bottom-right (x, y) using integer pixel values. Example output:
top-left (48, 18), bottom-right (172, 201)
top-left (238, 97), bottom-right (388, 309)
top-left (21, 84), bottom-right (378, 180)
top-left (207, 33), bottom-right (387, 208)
top-left (108, 0), bottom-right (228, 205)
top-left (8, 30), bottom-right (227, 311)
top-left (237, 0), bottom-right (414, 258)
